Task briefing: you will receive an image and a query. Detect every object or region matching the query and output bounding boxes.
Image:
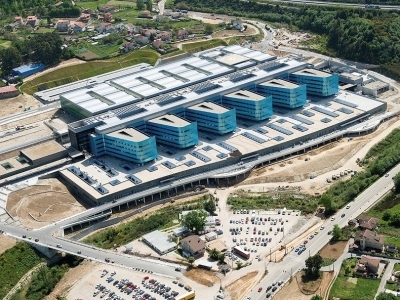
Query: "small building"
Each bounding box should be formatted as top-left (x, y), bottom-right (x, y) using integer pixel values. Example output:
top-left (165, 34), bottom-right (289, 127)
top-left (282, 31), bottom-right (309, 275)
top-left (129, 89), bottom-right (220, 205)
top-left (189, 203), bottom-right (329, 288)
top-left (358, 216), bottom-right (379, 231)
top-left (173, 227), bottom-right (188, 237)
top-left (386, 244), bottom-right (397, 254)
top-left (142, 230), bottom-right (178, 255)
top-left (177, 29), bottom-right (188, 40)
top-left (152, 39), bottom-right (164, 51)
top-left (355, 229), bottom-right (384, 251)
top-left (139, 10), bottom-right (152, 18)
top-left (232, 18), bottom-right (244, 31)
top-left (181, 235), bottom-right (206, 258)
top-left (205, 231), bottom-right (217, 241)
top-left (99, 4), bottom-right (115, 13)
top-left (14, 16), bottom-right (23, 24)
top-left (157, 31), bottom-right (172, 41)
top-left (0, 85), bottom-right (19, 99)
top-left (120, 42), bottom-right (135, 53)
top-left (197, 260), bottom-right (213, 270)
top-left (72, 22), bottom-right (86, 33)
top-left (56, 19), bottom-right (70, 32)
top-left (103, 12), bottom-right (113, 23)
top-left (143, 29), bottom-right (157, 37)
top-left (12, 63), bottom-right (45, 78)
top-left (362, 81), bottom-right (390, 97)
top-left (79, 13), bottom-right (91, 23)
top-left (96, 22), bottom-right (113, 33)
top-left (133, 34), bottom-right (149, 45)
top-left (355, 255), bottom-right (380, 276)
top-left (55, 1), bottom-right (64, 7)
top-left (26, 15), bottom-right (38, 27)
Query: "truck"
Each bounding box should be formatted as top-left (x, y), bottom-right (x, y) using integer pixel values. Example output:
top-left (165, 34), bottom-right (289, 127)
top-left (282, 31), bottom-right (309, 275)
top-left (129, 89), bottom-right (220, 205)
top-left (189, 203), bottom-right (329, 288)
top-left (177, 291), bottom-right (196, 300)
top-left (233, 246), bottom-right (250, 259)
top-left (251, 213), bottom-right (256, 221)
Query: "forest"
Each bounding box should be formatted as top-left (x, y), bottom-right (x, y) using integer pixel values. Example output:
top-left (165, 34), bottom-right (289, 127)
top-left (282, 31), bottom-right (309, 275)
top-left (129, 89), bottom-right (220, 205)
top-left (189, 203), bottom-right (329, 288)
top-left (178, 0), bottom-right (400, 65)
top-left (0, 0), bottom-right (78, 18)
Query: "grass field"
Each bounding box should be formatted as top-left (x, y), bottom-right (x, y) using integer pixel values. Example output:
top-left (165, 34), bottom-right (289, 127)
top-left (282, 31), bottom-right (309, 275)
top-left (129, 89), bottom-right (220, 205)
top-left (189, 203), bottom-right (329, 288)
top-left (0, 242), bottom-right (43, 299)
top-left (22, 49), bottom-right (159, 95)
top-left (35, 28), bottom-right (55, 34)
top-left (76, 0), bottom-right (107, 10)
top-left (0, 39), bottom-right (11, 48)
top-left (182, 39), bottom-right (227, 53)
top-left (111, 9), bottom-right (142, 22)
top-left (330, 258), bottom-right (380, 300)
top-left (107, 0), bottom-right (136, 6)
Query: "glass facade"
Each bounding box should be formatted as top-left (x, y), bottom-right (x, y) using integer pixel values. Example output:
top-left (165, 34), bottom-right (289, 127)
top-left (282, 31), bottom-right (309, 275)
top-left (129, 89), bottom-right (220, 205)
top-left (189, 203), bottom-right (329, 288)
top-left (60, 96), bottom-right (93, 120)
top-left (146, 115), bottom-right (199, 148)
top-left (89, 129), bottom-right (157, 164)
top-left (184, 103), bottom-right (237, 135)
top-left (256, 80), bottom-right (307, 109)
top-left (222, 91), bottom-right (273, 121)
top-left (289, 71), bottom-right (339, 97)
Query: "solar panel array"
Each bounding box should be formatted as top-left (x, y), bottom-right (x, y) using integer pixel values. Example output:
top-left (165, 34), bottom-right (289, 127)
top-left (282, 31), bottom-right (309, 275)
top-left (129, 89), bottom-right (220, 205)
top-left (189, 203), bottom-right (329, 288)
top-left (217, 153), bottom-right (228, 159)
top-left (300, 110), bottom-right (315, 117)
top-left (202, 146), bottom-right (213, 151)
top-left (229, 73), bottom-right (256, 83)
top-left (334, 98), bottom-right (358, 108)
top-left (273, 136), bottom-right (284, 141)
top-left (290, 115), bottom-right (314, 125)
top-left (126, 174), bottom-right (142, 184)
top-left (158, 95), bottom-right (186, 106)
top-left (292, 124), bottom-right (309, 132)
top-left (338, 107), bottom-right (354, 114)
top-left (258, 61), bottom-right (286, 72)
top-left (266, 123), bottom-right (293, 135)
top-left (184, 160), bottom-right (196, 167)
top-left (114, 106), bottom-right (146, 119)
top-left (190, 151), bottom-right (211, 162)
top-left (254, 127), bottom-right (268, 134)
top-left (162, 161), bottom-right (177, 169)
top-left (147, 166), bottom-right (158, 172)
top-left (241, 132), bottom-right (266, 144)
top-left (218, 141), bottom-right (238, 152)
top-left (192, 82), bottom-right (221, 94)
top-left (311, 106), bottom-right (339, 118)
top-left (321, 118), bottom-right (331, 123)
top-left (175, 155), bottom-right (186, 161)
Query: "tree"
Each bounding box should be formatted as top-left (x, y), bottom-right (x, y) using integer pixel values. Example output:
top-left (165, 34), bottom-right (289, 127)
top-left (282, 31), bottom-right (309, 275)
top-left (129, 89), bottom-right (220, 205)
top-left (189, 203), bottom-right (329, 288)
top-left (137, 0), bottom-right (145, 10)
top-left (204, 199), bottom-right (216, 213)
top-left (217, 253), bottom-right (226, 264)
top-left (310, 296), bottom-right (323, 300)
top-left (187, 256), bottom-right (195, 266)
top-left (209, 248), bottom-right (219, 260)
top-left (204, 24), bottom-right (214, 34)
top-left (376, 293), bottom-right (397, 300)
top-left (305, 254), bottom-right (323, 278)
top-left (0, 46), bottom-right (22, 73)
top-left (393, 172), bottom-right (400, 194)
top-left (332, 224), bottom-right (342, 240)
top-left (146, 0), bottom-right (152, 12)
top-left (182, 210), bottom-right (207, 234)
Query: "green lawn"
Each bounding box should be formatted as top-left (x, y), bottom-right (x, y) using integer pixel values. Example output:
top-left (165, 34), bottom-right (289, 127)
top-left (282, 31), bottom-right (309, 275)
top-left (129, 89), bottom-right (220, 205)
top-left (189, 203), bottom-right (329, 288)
top-left (394, 263), bottom-right (400, 273)
top-left (0, 243), bottom-right (43, 299)
top-left (111, 9), bottom-right (142, 22)
top-left (35, 27), bottom-right (55, 34)
top-left (76, 0), bottom-right (107, 10)
top-left (182, 39), bottom-right (227, 53)
top-left (386, 282), bottom-right (398, 291)
top-left (107, 0), bottom-right (137, 7)
top-left (0, 39), bottom-right (11, 48)
top-left (330, 258), bottom-right (380, 300)
top-left (321, 258), bottom-right (336, 267)
top-left (22, 49), bottom-right (159, 95)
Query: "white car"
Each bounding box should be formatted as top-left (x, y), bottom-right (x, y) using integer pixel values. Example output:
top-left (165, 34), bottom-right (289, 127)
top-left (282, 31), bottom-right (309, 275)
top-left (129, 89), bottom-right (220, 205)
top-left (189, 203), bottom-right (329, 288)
top-left (346, 205), bottom-right (351, 209)
top-left (330, 217), bottom-right (335, 221)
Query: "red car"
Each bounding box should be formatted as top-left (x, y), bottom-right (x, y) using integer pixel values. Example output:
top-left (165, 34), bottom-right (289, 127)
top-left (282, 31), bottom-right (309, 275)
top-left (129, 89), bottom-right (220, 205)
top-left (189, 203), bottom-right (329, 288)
top-left (258, 287), bottom-right (263, 292)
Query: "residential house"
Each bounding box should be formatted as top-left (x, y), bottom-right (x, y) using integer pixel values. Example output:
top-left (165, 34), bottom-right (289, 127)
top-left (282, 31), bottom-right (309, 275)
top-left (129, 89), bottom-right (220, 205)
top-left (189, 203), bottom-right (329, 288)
top-left (14, 16), bottom-right (23, 24)
top-left (26, 16), bottom-right (38, 27)
top-left (55, 1), bottom-right (64, 7)
top-left (143, 29), bottom-right (157, 37)
top-left (125, 23), bottom-right (135, 33)
top-left (72, 22), bottom-right (86, 33)
top-left (355, 229), bottom-right (385, 251)
top-left (99, 5), bottom-right (115, 13)
top-left (103, 12), bottom-right (112, 23)
top-left (56, 19), bottom-right (70, 32)
top-left (96, 22), bottom-right (113, 34)
top-left (181, 235), bottom-right (206, 258)
top-left (152, 39), bottom-right (165, 53)
top-left (171, 12), bottom-right (181, 19)
top-left (79, 13), bottom-right (91, 23)
top-left (176, 29), bottom-right (188, 40)
top-left (139, 10), bottom-right (152, 18)
top-left (232, 18), bottom-right (244, 31)
top-left (355, 255), bottom-right (380, 276)
top-left (119, 42), bottom-right (135, 53)
top-left (358, 216), bottom-right (379, 231)
top-left (133, 34), bottom-right (149, 45)
top-left (386, 244), bottom-right (397, 254)
top-left (162, 9), bottom-right (172, 16)
top-left (157, 31), bottom-right (172, 41)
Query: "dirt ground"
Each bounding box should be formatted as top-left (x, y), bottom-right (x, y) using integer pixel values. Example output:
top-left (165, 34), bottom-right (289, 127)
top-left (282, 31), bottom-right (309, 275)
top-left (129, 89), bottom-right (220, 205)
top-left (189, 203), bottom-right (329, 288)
top-left (43, 259), bottom-right (97, 300)
top-left (0, 234), bottom-right (17, 255)
top-left (319, 241), bottom-right (348, 259)
top-left (184, 268), bottom-right (219, 286)
top-left (6, 178), bottom-right (86, 229)
top-left (212, 24), bottom-right (258, 38)
top-left (226, 271), bottom-right (258, 300)
top-left (0, 94), bottom-right (43, 118)
top-left (274, 271), bottom-right (334, 300)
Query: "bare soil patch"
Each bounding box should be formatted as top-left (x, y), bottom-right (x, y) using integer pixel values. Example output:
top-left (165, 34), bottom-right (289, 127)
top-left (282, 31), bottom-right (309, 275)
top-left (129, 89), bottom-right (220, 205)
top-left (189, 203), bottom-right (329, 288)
top-left (0, 234), bottom-right (17, 255)
top-left (78, 50), bottom-right (101, 60)
top-left (274, 271), bottom-right (334, 300)
top-left (0, 94), bottom-right (42, 118)
top-left (6, 178), bottom-right (86, 229)
top-left (319, 240), bottom-right (348, 259)
top-left (43, 259), bottom-right (97, 300)
top-left (226, 271), bottom-right (258, 300)
top-left (213, 26), bottom-right (257, 38)
top-left (184, 268), bottom-right (219, 286)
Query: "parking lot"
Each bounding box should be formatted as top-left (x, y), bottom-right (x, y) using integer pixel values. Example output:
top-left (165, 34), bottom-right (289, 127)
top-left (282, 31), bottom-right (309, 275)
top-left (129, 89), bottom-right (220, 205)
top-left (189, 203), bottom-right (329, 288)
top-left (223, 209), bottom-right (302, 262)
top-left (67, 264), bottom-right (194, 300)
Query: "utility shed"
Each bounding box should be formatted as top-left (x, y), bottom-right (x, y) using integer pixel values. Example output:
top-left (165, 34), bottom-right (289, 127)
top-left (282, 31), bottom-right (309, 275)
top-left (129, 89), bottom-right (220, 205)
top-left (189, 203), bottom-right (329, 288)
top-left (205, 231), bottom-right (217, 241)
top-left (142, 230), bottom-right (177, 255)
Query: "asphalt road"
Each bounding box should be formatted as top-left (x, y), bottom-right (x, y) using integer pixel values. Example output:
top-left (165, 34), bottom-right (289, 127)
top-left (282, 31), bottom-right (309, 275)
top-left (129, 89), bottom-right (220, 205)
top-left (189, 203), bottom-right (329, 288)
top-left (247, 164), bottom-right (400, 300)
top-left (250, 0), bottom-right (400, 9)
